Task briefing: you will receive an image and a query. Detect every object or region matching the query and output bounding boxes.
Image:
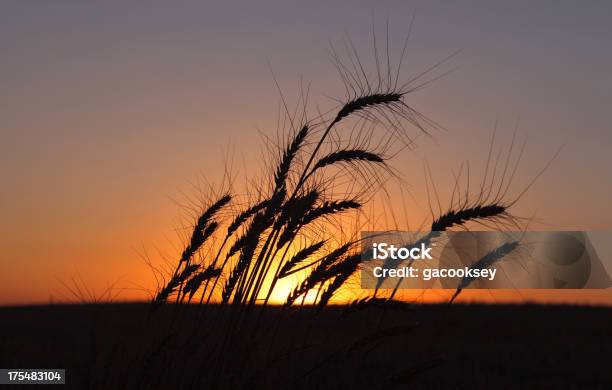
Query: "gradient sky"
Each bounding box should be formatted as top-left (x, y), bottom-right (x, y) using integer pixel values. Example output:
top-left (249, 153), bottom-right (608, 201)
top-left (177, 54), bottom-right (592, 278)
top-left (2, 1), bottom-right (612, 305)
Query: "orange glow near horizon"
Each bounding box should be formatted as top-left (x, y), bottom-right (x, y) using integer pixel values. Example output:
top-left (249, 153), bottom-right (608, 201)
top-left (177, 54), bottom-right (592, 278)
top-left (2, 113), bottom-right (612, 307)
top-left (2, 131), bottom-right (612, 307)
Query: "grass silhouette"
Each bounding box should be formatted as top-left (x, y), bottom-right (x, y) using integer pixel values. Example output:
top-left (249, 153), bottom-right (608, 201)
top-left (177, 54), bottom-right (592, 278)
top-left (132, 27), bottom-right (544, 388)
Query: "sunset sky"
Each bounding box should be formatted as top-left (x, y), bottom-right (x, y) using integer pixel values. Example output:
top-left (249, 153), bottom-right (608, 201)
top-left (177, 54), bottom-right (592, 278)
top-left (2, 1), bottom-right (612, 305)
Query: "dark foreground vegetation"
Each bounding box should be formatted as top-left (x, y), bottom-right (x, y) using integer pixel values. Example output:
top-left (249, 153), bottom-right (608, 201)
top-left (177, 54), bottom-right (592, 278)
top-left (1, 303), bottom-right (611, 389)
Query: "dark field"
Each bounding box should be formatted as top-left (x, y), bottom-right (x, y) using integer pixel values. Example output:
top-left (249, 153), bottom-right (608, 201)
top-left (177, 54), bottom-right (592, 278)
top-left (1, 303), bottom-right (611, 389)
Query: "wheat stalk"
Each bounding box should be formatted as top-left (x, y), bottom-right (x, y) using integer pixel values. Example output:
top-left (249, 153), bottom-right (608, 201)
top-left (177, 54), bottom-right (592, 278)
top-left (277, 240), bottom-right (326, 279)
